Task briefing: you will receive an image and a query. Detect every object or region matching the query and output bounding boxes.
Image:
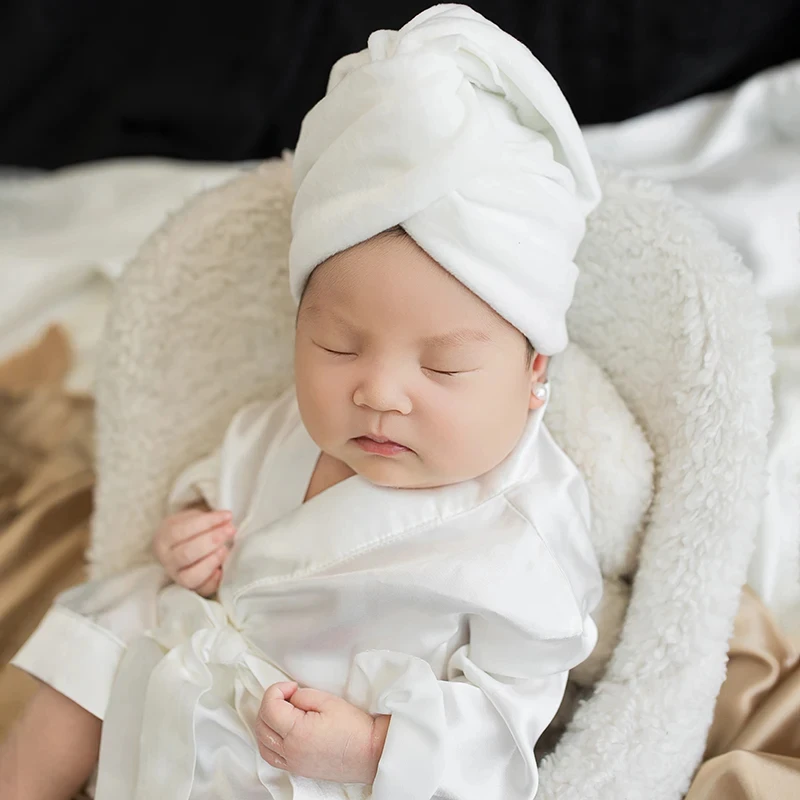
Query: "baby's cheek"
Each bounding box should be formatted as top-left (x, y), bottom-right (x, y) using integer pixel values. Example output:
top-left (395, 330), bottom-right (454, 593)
top-left (297, 377), bottom-right (339, 441)
top-left (422, 405), bottom-right (477, 468)
top-left (433, 393), bottom-right (519, 480)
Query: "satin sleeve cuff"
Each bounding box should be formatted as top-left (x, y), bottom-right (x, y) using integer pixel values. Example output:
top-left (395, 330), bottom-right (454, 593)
top-left (347, 650), bottom-right (542, 800)
top-left (348, 630), bottom-right (595, 800)
top-left (10, 564), bottom-right (168, 720)
top-left (10, 605), bottom-right (125, 719)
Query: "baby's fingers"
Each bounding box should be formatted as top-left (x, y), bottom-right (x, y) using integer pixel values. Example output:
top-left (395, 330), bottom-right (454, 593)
top-left (259, 683), bottom-right (302, 738)
top-left (255, 719), bottom-right (286, 758)
top-left (195, 567), bottom-right (223, 598)
top-left (172, 523), bottom-right (235, 570)
top-left (169, 510), bottom-right (234, 546)
top-left (256, 717), bottom-right (289, 770)
top-left (176, 546), bottom-right (228, 590)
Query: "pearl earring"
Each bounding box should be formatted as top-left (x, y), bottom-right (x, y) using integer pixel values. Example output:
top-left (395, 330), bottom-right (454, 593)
top-left (532, 382), bottom-right (548, 401)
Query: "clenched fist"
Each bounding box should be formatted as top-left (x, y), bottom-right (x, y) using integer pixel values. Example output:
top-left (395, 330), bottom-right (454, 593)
top-left (256, 682), bottom-right (389, 785)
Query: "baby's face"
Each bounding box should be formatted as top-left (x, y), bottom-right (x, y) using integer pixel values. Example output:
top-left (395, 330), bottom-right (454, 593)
top-left (294, 230), bottom-right (547, 489)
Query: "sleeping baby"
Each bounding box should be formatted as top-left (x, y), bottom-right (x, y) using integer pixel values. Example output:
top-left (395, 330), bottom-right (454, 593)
top-left (3, 5), bottom-right (603, 799)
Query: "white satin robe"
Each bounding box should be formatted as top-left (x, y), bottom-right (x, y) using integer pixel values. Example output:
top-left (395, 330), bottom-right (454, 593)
top-left (12, 387), bottom-right (602, 800)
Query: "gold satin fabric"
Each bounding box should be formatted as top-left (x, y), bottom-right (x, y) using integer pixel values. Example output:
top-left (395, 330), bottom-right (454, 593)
top-left (686, 586), bottom-right (800, 799)
top-left (0, 326), bottom-right (92, 741)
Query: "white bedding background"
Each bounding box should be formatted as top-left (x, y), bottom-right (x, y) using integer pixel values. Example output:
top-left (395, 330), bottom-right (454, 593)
top-left (0, 60), bottom-right (798, 629)
top-left (583, 60), bottom-right (800, 631)
top-left (0, 160), bottom-right (241, 390)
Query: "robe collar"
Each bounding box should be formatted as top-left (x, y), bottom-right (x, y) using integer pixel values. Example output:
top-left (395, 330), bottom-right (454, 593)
top-left (227, 387), bottom-right (551, 597)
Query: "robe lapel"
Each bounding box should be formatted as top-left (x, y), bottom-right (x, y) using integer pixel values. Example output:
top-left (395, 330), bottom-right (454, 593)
top-left (227, 390), bottom-right (549, 596)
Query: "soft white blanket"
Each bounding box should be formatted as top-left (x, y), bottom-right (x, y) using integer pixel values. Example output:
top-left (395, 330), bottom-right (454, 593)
top-left (0, 159), bottom-right (239, 390)
top-left (584, 60), bottom-right (800, 631)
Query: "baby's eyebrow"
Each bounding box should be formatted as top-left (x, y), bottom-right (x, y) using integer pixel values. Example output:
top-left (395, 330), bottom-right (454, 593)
top-left (302, 304), bottom-right (491, 348)
top-left (300, 303), bottom-right (355, 329)
top-left (421, 328), bottom-right (493, 348)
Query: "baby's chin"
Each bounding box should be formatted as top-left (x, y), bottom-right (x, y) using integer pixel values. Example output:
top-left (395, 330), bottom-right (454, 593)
top-left (350, 454), bottom-right (474, 491)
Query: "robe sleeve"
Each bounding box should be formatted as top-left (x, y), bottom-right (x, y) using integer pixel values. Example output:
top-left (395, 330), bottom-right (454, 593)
top-left (10, 431), bottom-right (226, 718)
top-left (350, 611), bottom-right (598, 800)
top-left (10, 443), bottom-right (224, 719)
top-left (9, 401), bottom-right (272, 721)
top-left (10, 564), bottom-right (169, 719)
top-left (166, 398), bottom-right (286, 519)
top-left (166, 448), bottom-right (223, 513)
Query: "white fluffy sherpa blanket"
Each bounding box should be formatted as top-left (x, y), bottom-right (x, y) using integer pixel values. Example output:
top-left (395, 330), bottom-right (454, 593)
top-left (87, 156), bottom-right (772, 800)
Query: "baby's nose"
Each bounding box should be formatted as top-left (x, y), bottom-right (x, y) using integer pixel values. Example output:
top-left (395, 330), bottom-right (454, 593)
top-left (352, 369), bottom-right (412, 415)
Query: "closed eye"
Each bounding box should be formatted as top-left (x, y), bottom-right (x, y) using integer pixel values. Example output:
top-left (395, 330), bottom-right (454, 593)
top-left (424, 367), bottom-right (469, 377)
top-left (319, 345), bottom-right (355, 357)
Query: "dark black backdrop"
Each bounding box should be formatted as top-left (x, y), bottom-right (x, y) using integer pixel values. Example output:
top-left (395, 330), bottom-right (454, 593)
top-left (1, 0), bottom-right (798, 169)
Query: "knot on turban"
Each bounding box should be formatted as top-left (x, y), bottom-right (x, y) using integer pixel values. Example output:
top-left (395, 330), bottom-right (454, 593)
top-left (290, 3), bottom-right (601, 355)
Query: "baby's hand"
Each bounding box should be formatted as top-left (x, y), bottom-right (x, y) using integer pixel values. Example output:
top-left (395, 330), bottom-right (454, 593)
top-left (152, 506), bottom-right (236, 596)
top-left (256, 682), bottom-right (389, 785)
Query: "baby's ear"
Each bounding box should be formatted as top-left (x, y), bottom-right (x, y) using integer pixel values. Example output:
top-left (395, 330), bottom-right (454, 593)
top-left (528, 353), bottom-right (550, 410)
top-left (531, 353), bottom-right (549, 382)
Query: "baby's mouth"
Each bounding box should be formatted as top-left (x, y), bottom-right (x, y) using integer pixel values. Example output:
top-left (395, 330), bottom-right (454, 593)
top-left (352, 435), bottom-right (411, 457)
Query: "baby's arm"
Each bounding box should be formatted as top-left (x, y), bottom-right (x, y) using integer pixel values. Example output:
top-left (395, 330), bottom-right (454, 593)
top-left (152, 504), bottom-right (236, 597)
top-left (255, 620), bottom-right (596, 797)
top-left (0, 682), bottom-right (101, 800)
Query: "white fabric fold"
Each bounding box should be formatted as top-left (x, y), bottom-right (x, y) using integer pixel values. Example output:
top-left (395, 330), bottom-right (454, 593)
top-left (94, 587), bottom-right (292, 800)
top-left (347, 618), bottom-right (596, 800)
top-left (290, 4), bottom-right (601, 355)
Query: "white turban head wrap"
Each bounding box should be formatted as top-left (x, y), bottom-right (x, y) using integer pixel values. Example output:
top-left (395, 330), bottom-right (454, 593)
top-left (289, 3), bottom-right (601, 355)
